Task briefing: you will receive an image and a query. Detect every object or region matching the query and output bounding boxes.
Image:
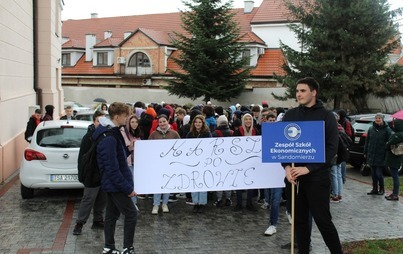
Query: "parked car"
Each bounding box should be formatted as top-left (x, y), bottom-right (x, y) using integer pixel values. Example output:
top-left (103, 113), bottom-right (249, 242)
top-left (75, 109), bottom-right (109, 122)
top-left (20, 120), bottom-right (90, 199)
top-left (348, 114), bottom-right (402, 175)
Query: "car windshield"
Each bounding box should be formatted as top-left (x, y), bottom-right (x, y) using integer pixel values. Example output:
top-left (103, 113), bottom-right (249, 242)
top-left (36, 128), bottom-right (86, 148)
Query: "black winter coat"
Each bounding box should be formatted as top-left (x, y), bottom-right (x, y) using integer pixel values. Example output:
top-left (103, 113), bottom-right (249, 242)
top-left (281, 100), bottom-right (339, 182)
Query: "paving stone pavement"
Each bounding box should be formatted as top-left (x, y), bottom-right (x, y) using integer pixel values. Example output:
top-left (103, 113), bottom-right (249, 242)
top-left (0, 168), bottom-right (402, 254)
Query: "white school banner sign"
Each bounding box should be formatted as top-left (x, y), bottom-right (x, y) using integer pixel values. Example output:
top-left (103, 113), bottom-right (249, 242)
top-left (134, 136), bottom-right (285, 194)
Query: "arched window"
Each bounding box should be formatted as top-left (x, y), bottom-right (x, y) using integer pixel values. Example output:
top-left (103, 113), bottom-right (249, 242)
top-left (128, 52), bottom-right (151, 67)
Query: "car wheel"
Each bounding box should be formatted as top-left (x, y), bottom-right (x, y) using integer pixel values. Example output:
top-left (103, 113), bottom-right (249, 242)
top-left (360, 164), bottom-right (371, 176)
top-left (21, 184), bottom-right (34, 199)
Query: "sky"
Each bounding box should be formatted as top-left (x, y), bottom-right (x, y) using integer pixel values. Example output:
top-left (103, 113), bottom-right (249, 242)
top-left (62, 0), bottom-right (403, 31)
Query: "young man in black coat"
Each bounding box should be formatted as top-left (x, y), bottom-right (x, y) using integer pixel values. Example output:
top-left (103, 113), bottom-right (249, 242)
top-left (73, 110), bottom-right (106, 236)
top-left (281, 77), bottom-right (343, 254)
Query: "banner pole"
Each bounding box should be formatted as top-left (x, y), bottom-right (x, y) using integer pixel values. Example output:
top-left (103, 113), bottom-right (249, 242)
top-left (291, 162), bottom-right (295, 254)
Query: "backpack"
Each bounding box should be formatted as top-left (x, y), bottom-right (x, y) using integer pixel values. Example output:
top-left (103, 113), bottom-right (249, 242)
top-left (337, 131), bottom-right (353, 163)
top-left (78, 132), bottom-right (113, 187)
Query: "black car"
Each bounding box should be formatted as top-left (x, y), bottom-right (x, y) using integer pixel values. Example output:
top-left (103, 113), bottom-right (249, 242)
top-left (348, 114), bottom-right (402, 176)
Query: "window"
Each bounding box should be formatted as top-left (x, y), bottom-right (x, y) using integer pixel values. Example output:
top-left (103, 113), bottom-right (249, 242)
top-left (128, 52), bottom-right (151, 67)
top-left (37, 128), bottom-right (87, 148)
top-left (242, 49), bottom-right (251, 66)
top-left (97, 52), bottom-right (108, 66)
top-left (62, 53), bottom-right (71, 66)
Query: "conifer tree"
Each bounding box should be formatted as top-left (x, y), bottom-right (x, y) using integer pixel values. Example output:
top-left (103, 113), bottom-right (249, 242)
top-left (166, 0), bottom-right (250, 102)
top-left (275, 0), bottom-right (402, 111)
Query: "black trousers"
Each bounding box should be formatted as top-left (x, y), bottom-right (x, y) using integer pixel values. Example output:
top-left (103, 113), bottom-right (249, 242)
top-left (295, 178), bottom-right (343, 254)
top-left (104, 192), bottom-right (137, 249)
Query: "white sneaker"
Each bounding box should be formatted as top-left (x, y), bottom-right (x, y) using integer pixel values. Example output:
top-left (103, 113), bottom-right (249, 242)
top-left (260, 201), bottom-right (269, 209)
top-left (264, 225), bottom-right (277, 236)
top-left (286, 211), bottom-right (292, 224)
top-left (151, 205), bottom-right (159, 214)
top-left (162, 204), bottom-right (169, 213)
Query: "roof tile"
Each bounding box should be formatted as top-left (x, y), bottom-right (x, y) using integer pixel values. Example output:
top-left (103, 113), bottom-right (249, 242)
top-left (62, 54), bottom-right (114, 75)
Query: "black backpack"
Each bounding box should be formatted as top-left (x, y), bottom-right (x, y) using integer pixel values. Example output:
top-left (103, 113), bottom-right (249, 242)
top-left (78, 132), bottom-right (113, 187)
top-left (337, 131), bottom-right (353, 163)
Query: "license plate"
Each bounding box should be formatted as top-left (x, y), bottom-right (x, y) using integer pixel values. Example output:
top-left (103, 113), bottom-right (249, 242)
top-left (354, 137), bottom-right (360, 143)
top-left (51, 174), bottom-right (78, 182)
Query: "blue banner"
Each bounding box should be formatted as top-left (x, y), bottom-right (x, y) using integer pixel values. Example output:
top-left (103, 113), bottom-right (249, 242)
top-left (262, 121), bottom-right (325, 163)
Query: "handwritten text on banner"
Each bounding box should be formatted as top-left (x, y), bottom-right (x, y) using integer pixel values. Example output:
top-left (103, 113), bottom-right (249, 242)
top-left (134, 136), bottom-right (285, 194)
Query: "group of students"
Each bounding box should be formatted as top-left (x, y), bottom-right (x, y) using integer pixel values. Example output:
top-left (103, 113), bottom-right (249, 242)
top-left (71, 99), bottom-right (291, 254)
top-left (23, 77), bottom-right (358, 253)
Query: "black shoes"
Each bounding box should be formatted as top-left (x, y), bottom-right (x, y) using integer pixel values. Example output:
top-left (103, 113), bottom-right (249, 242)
top-left (213, 199), bottom-right (224, 207)
top-left (367, 189), bottom-right (378, 195)
top-left (122, 246), bottom-right (135, 254)
top-left (233, 204), bottom-right (243, 212)
top-left (92, 220), bottom-right (104, 229)
top-left (378, 188), bottom-right (385, 195)
top-left (385, 194), bottom-right (399, 201)
top-left (73, 222), bottom-right (83, 235)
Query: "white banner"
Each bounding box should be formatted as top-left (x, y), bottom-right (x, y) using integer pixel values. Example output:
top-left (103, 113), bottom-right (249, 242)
top-left (134, 136), bottom-right (285, 194)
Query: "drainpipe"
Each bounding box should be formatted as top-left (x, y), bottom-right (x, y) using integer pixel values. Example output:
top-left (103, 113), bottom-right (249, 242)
top-left (33, 0), bottom-right (42, 107)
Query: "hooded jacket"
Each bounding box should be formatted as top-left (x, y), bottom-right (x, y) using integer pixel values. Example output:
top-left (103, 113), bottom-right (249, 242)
top-left (364, 120), bottom-right (392, 167)
top-left (281, 100), bottom-right (339, 181)
top-left (92, 117), bottom-right (133, 195)
top-left (385, 119), bottom-right (402, 168)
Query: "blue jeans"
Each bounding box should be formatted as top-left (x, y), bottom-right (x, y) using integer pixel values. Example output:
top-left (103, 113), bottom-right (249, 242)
top-left (370, 166), bottom-right (384, 190)
top-left (330, 164), bottom-right (343, 196)
top-left (264, 188), bottom-right (282, 226)
top-left (153, 193), bottom-right (169, 206)
top-left (191, 192), bottom-right (207, 205)
top-left (340, 161), bottom-right (347, 182)
top-left (390, 167), bottom-right (400, 196)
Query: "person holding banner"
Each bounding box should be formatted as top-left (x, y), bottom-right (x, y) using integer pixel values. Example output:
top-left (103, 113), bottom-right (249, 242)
top-left (211, 115), bottom-right (234, 207)
top-left (149, 114), bottom-right (180, 214)
top-left (186, 114), bottom-right (212, 213)
top-left (282, 77), bottom-right (343, 254)
top-left (233, 113), bottom-right (260, 212)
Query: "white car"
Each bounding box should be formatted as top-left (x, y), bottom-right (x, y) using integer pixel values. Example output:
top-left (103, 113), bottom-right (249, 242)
top-left (20, 120), bottom-right (90, 198)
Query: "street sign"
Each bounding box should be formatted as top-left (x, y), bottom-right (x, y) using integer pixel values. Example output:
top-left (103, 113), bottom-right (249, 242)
top-left (262, 121), bottom-right (325, 163)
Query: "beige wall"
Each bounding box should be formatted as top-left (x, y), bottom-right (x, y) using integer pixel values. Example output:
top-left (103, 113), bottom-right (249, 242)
top-left (0, 0), bottom-right (63, 183)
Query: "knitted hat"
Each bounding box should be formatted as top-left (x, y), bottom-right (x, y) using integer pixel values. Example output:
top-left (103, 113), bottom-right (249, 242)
top-left (375, 112), bottom-right (384, 119)
top-left (145, 107), bottom-right (157, 119)
top-left (217, 115), bottom-right (228, 126)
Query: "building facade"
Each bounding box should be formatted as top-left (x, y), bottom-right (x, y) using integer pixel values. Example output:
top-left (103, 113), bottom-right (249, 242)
top-left (0, 0), bottom-right (63, 183)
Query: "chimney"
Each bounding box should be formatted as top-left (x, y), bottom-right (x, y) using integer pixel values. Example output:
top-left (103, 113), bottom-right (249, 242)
top-left (85, 34), bottom-right (96, 61)
top-left (104, 30), bottom-right (112, 39)
top-left (244, 0), bottom-right (254, 13)
top-left (124, 31), bottom-right (132, 39)
top-left (91, 13), bottom-right (98, 18)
